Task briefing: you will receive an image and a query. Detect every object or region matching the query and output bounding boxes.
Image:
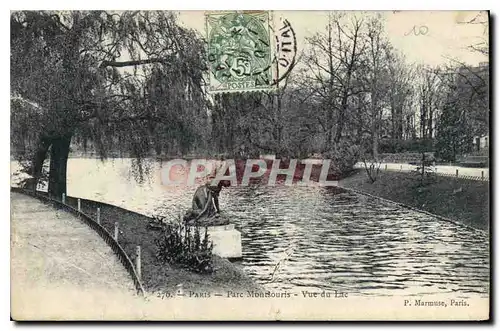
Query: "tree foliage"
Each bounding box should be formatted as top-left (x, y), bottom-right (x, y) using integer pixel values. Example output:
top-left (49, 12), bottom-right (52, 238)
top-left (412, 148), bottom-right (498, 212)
top-left (11, 11), bottom-right (208, 196)
top-left (435, 62), bottom-right (489, 161)
top-left (10, 10), bottom-right (489, 193)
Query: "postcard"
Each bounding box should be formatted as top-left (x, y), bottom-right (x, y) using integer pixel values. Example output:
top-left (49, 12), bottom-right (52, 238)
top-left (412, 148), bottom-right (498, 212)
top-left (10, 9), bottom-right (490, 321)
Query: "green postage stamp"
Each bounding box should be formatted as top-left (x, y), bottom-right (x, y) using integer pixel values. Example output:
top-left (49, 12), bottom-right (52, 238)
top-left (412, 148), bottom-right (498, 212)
top-left (206, 11), bottom-right (273, 93)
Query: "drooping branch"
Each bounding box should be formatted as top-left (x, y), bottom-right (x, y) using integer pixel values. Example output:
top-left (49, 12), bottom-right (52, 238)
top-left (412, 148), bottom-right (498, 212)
top-left (50, 14), bottom-right (70, 31)
top-left (99, 58), bottom-right (172, 68)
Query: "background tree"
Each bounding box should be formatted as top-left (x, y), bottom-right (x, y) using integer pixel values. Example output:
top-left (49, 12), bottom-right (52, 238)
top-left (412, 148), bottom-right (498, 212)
top-left (434, 11), bottom-right (489, 161)
top-left (361, 15), bottom-right (391, 160)
top-left (386, 49), bottom-right (415, 144)
top-left (303, 12), bottom-right (366, 149)
top-left (435, 61), bottom-right (489, 161)
top-left (416, 66), bottom-right (442, 142)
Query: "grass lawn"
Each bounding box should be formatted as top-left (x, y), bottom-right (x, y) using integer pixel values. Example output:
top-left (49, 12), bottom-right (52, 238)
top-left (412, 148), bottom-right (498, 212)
top-left (64, 196), bottom-right (262, 296)
top-left (340, 170), bottom-right (490, 230)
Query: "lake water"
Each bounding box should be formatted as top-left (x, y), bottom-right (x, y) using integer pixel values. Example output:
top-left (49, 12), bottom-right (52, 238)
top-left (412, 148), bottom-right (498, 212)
top-left (11, 158), bottom-right (490, 297)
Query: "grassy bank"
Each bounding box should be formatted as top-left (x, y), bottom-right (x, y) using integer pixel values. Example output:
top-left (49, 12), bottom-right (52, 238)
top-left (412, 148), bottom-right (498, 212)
top-left (340, 170), bottom-right (489, 230)
top-left (64, 196), bottom-right (262, 296)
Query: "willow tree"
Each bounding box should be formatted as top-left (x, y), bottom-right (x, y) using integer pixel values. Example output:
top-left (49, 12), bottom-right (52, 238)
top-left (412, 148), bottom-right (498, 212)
top-left (11, 10), bottom-right (207, 197)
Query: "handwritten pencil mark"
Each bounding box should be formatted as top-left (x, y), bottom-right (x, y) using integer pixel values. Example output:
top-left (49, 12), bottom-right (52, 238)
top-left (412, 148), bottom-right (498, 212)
top-left (404, 25), bottom-right (429, 36)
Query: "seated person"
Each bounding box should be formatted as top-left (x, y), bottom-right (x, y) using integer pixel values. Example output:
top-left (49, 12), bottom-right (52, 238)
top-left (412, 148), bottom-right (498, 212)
top-left (184, 179), bottom-right (231, 225)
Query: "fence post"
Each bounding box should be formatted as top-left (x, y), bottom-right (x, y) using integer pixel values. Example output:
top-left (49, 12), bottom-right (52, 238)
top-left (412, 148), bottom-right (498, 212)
top-left (114, 222), bottom-right (119, 241)
top-left (96, 207), bottom-right (101, 225)
top-left (481, 171), bottom-right (484, 180)
top-left (77, 198), bottom-right (81, 212)
top-left (385, 164), bottom-right (387, 170)
top-left (136, 246), bottom-right (142, 281)
top-left (456, 169), bottom-right (459, 177)
top-left (62, 193), bottom-right (66, 204)
top-left (400, 165), bottom-right (402, 171)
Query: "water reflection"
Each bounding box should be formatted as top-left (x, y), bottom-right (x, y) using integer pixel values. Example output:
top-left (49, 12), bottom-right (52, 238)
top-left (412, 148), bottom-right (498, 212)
top-left (12, 158), bottom-right (489, 297)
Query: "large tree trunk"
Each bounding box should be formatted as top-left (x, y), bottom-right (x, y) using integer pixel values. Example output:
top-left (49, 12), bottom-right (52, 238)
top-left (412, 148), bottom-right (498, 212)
top-left (390, 102), bottom-right (396, 139)
top-left (392, 105), bottom-right (404, 143)
top-left (326, 106), bottom-right (334, 145)
top-left (420, 104), bottom-right (426, 139)
top-left (334, 90), bottom-right (349, 144)
top-left (48, 134), bottom-right (72, 198)
top-left (396, 106), bottom-right (403, 140)
top-left (25, 137), bottom-right (51, 191)
top-left (334, 104), bottom-right (346, 143)
top-left (372, 112), bottom-right (379, 161)
top-left (428, 107), bottom-right (434, 139)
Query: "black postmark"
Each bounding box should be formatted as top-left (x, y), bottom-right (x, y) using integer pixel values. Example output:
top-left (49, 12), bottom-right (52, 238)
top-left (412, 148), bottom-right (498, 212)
top-left (271, 18), bottom-right (297, 86)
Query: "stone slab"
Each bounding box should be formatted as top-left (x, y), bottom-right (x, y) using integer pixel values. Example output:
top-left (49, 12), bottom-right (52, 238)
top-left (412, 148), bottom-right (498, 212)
top-left (189, 224), bottom-right (242, 259)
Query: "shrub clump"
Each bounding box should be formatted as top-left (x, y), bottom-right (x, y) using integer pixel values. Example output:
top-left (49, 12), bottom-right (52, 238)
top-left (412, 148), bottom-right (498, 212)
top-left (324, 140), bottom-right (360, 175)
top-left (412, 152), bottom-right (437, 187)
top-left (154, 217), bottom-right (214, 274)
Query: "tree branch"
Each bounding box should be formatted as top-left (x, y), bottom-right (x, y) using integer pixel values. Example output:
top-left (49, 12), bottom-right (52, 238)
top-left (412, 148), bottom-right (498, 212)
top-left (99, 58), bottom-right (171, 68)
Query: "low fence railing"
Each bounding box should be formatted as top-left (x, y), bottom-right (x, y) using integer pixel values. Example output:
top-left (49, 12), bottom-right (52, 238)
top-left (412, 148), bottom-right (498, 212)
top-left (387, 168), bottom-right (489, 182)
top-left (432, 172), bottom-right (489, 181)
top-left (356, 163), bottom-right (489, 182)
top-left (11, 187), bottom-right (145, 296)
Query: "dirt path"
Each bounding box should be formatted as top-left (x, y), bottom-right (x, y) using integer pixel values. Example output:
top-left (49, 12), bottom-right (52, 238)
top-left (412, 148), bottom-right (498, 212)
top-left (11, 192), bottom-right (138, 320)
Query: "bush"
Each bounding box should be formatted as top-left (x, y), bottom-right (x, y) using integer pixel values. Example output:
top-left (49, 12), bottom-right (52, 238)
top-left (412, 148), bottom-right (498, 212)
top-left (154, 217), bottom-right (214, 274)
top-left (324, 140), bottom-right (360, 175)
top-left (362, 159), bottom-right (381, 183)
top-left (412, 153), bottom-right (436, 186)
